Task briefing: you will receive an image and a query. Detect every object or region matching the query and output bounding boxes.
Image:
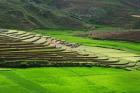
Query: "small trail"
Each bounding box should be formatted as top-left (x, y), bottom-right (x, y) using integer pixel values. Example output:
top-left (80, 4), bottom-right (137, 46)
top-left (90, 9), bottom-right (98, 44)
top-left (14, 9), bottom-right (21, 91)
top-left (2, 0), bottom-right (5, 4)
top-left (0, 70), bottom-right (48, 93)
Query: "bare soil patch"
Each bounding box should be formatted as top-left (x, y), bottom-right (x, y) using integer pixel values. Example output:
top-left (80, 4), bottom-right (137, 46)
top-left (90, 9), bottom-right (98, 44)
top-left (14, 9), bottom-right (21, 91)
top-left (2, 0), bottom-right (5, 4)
top-left (89, 30), bottom-right (140, 42)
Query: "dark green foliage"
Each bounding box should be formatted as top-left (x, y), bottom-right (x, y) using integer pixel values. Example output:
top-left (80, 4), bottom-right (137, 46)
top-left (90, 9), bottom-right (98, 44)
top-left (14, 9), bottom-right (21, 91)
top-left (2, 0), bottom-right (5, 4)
top-left (0, 0), bottom-right (87, 29)
top-left (0, 0), bottom-right (140, 29)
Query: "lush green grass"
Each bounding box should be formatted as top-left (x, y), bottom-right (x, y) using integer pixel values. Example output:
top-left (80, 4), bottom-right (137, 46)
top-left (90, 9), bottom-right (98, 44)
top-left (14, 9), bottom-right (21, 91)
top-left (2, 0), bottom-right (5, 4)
top-left (31, 29), bottom-right (140, 53)
top-left (0, 67), bottom-right (140, 93)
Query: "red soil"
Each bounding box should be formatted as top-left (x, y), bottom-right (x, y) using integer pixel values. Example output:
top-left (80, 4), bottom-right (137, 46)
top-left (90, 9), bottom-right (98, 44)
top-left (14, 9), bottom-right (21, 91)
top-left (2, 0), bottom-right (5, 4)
top-left (90, 30), bottom-right (140, 42)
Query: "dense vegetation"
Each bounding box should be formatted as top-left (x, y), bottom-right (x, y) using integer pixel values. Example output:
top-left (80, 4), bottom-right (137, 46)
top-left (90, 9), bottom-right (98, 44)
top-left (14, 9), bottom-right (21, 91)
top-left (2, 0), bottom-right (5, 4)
top-left (0, 0), bottom-right (87, 29)
top-left (0, 0), bottom-right (140, 29)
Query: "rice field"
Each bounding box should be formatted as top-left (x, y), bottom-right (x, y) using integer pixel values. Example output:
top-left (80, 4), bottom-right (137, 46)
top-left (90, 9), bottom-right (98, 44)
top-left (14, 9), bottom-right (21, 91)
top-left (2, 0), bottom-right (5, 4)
top-left (0, 29), bottom-right (140, 93)
top-left (0, 67), bottom-right (140, 93)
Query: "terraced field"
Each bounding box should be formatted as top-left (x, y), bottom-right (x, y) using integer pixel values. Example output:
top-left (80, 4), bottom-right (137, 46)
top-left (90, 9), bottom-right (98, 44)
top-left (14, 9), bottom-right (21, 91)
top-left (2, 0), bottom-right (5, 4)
top-left (0, 29), bottom-right (139, 69)
top-left (0, 30), bottom-right (96, 67)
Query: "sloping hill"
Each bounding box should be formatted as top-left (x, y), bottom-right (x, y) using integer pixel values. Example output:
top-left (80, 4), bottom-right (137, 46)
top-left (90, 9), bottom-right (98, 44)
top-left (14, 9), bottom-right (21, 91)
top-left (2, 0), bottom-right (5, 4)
top-left (51, 0), bottom-right (140, 28)
top-left (0, 0), bottom-right (88, 29)
top-left (0, 0), bottom-right (140, 29)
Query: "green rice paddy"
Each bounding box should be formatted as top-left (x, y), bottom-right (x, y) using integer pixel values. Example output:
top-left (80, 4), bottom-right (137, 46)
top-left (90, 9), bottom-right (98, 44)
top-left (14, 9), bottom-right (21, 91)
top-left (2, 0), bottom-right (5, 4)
top-left (0, 67), bottom-right (140, 93)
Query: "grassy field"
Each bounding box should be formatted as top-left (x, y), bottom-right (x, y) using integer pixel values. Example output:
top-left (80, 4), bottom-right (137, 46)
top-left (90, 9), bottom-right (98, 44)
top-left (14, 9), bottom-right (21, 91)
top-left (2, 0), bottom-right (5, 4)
top-left (0, 67), bottom-right (140, 93)
top-left (31, 29), bottom-right (140, 53)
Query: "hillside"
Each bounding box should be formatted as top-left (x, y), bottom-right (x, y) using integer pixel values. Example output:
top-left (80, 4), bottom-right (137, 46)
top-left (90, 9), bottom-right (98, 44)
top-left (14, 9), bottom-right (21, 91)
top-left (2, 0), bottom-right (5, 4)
top-left (51, 0), bottom-right (140, 28)
top-left (0, 0), bottom-right (89, 29)
top-left (0, 0), bottom-right (140, 29)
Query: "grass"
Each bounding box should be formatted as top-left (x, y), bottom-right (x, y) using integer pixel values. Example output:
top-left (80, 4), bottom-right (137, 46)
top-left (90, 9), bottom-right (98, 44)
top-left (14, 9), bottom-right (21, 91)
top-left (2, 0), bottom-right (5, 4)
top-left (0, 67), bottom-right (140, 93)
top-left (31, 29), bottom-right (140, 54)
